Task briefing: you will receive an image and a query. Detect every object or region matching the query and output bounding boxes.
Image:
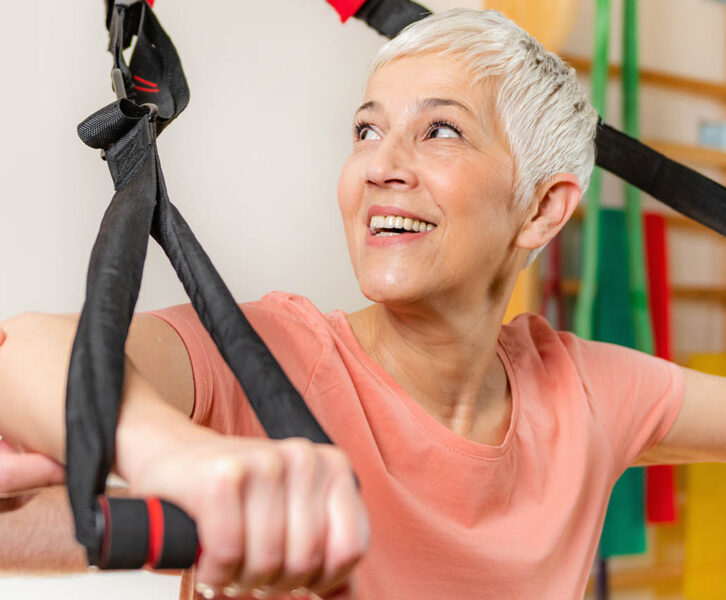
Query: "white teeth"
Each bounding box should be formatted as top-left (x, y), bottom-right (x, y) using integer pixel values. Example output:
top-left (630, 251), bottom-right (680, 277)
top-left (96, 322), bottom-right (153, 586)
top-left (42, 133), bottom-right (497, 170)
top-left (368, 213), bottom-right (437, 234)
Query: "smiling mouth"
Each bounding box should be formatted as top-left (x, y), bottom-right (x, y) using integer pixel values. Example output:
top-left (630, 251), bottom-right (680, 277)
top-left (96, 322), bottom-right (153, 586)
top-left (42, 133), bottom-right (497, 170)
top-left (369, 214), bottom-right (437, 237)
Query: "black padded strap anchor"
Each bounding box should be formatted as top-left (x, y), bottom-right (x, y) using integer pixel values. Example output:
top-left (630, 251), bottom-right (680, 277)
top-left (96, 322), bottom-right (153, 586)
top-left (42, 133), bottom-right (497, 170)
top-left (354, 0), bottom-right (431, 38)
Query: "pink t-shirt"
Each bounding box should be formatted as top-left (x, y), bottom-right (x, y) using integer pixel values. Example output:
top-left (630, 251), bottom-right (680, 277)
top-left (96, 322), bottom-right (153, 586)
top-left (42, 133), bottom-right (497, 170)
top-left (149, 291), bottom-right (684, 599)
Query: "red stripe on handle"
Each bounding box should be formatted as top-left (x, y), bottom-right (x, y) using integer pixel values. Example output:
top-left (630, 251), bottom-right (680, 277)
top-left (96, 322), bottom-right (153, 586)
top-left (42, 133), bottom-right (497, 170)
top-left (135, 87), bottom-right (159, 93)
top-left (146, 0), bottom-right (156, 7)
top-left (98, 495), bottom-right (112, 568)
top-left (325, 0), bottom-right (367, 22)
top-left (145, 497), bottom-right (165, 568)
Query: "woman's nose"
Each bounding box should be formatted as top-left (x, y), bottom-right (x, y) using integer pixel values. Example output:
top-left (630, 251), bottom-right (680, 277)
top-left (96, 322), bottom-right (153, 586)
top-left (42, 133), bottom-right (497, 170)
top-left (365, 137), bottom-right (419, 190)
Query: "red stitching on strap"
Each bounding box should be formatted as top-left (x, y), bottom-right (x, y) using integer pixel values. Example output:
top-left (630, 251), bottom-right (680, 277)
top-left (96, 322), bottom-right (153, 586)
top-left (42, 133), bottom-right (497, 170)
top-left (133, 75), bottom-right (158, 88)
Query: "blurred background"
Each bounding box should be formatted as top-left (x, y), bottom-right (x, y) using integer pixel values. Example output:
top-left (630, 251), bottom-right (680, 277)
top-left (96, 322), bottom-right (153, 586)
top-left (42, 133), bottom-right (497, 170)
top-left (2, 0), bottom-right (726, 598)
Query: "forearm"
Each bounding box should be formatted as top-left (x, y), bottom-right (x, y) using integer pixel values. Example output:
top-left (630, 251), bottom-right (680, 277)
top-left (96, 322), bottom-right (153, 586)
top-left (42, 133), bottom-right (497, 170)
top-left (0, 486), bottom-right (87, 574)
top-left (0, 312), bottom-right (200, 474)
top-left (0, 312), bottom-right (75, 460)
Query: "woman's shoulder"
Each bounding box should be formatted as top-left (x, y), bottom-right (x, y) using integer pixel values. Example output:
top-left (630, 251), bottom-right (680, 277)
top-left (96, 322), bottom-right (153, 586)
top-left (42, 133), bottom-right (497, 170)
top-left (499, 311), bottom-right (621, 380)
top-left (145, 291), bottom-right (336, 381)
top-left (148, 291), bottom-right (330, 337)
top-left (501, 311), bottom-right (680, 393)
top-left (146, 292), bottom-right (334, 429)
top-left (501, 311), bottom-right (614, 357)
top-left (245, 291), bottom-right (329, 329)
top-left (499, 311), bottom-right (567, 356)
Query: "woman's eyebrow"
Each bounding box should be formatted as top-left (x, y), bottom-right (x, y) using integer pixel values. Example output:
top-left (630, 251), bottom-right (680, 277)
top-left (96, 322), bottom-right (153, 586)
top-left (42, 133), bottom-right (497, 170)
top-left (417, 97), bottom-right (474, 116)
top-left (354, 97), bottom-right (474, 117)
top-left (355, 100), bottom-right (380, 116)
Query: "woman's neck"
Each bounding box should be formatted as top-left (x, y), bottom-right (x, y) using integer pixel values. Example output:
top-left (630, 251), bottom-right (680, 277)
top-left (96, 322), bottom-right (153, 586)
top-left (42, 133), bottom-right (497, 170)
top-left (346, 297), bottom-right (512, 444)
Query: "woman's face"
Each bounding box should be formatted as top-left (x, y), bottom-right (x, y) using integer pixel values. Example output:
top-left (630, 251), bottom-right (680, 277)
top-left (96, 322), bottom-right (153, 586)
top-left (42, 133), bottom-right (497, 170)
top-left (338, 52), bottom-right (521, 310)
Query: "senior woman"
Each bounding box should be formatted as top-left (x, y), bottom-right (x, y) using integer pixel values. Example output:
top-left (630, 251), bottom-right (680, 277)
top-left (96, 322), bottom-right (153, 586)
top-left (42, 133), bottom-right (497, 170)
top-left (1, 7), bottom-right (725, 600)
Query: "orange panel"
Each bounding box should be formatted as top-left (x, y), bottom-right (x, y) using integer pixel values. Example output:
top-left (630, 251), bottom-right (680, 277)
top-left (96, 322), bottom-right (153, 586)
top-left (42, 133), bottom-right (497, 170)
top-left (481, 0), bottom-right (580, 53)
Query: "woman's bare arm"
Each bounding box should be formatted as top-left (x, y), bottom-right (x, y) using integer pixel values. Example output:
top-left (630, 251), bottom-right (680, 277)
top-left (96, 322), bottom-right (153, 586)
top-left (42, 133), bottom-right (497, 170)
top-left (0, 311), bottom-right (367, 594)
top-left (635, 365), bottom-right (726, 466)
top-left (0, 311), bottom-right (194, 573)
top-left (0, 311), bottom-right (194, 459)
top-left (0, 486), bottom-right (87, 574)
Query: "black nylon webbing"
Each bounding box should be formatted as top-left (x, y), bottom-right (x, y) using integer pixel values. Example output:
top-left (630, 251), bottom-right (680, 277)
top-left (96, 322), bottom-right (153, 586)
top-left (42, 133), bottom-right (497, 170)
top-left (595, 120), bottom-right (726, 237)
top-left (67, 2), bottom-right (330, 566)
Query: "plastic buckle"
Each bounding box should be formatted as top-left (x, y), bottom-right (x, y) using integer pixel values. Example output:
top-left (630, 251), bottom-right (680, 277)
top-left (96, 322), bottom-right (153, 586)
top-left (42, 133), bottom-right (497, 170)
top-left (111, 68), bottom-right (127, 100)
top-left (142, 103), bottom-right (159, 122)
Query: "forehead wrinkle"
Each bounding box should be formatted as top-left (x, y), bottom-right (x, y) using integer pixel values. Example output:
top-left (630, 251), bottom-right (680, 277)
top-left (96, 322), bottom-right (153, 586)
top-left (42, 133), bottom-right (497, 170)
top-left (355, 96), bottom-right (476, 119)
top-left (417, 97), bottom-right (475, 117)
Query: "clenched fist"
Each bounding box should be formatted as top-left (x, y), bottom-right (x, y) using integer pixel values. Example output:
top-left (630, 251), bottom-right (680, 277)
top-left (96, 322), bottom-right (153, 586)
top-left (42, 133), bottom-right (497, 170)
top-left (122, 426), bottom-right (369, 598)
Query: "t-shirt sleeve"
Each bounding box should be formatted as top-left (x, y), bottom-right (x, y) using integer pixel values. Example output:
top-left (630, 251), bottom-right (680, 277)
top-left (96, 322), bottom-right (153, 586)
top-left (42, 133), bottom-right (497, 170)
top-left (559, 331), bottom-right (685, 474)
top-left (145, 293), bottom-right (326, 438)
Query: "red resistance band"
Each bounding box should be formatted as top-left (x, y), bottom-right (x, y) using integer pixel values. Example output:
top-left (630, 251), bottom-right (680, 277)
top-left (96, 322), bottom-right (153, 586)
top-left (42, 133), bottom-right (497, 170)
top-left (326, 0), bottom-right (367, 22)
top-left (644, 213), bottom-right (677, 524)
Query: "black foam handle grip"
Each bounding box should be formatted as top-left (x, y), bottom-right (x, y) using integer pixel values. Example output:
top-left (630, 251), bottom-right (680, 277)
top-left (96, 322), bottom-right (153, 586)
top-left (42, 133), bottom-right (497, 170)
top-left (95, 496), bottom-right (199, 570)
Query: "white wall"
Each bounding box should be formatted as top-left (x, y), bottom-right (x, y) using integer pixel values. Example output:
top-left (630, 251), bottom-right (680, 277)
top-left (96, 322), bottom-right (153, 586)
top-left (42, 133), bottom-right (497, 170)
top-left (0, 0), bottom-right (475, 597)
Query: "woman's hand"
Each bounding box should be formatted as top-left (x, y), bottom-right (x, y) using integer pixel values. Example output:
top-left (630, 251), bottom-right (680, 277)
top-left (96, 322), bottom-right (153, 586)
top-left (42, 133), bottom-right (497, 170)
top-left (0, 438), bottom-right (66, 512)
top-left (0, 327), bottom-right (67, 511)
top-left (123, 425), bottom-right (369, 598)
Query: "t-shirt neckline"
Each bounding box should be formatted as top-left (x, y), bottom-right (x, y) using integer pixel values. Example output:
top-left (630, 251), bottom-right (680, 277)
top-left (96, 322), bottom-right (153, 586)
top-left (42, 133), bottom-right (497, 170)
top-left (330, 309), bottom-right (521, 460)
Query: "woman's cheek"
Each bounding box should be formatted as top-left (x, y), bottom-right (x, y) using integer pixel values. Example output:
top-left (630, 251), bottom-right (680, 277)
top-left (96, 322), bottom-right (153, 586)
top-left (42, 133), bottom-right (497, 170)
top-left (337, 158), bottom-right (363, 217)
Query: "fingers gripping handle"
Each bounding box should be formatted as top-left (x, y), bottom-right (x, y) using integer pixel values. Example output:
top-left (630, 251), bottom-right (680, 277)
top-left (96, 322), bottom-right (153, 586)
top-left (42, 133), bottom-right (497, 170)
top-left (94, 496), bottom-right (199, 570)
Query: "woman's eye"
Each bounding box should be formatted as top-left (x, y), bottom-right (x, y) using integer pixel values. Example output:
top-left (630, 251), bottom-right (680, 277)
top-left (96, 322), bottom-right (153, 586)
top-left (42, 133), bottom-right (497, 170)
top-left (429, 125), bottom-right (460, 139)
top-left (358, 126), bottom-right (381, 141)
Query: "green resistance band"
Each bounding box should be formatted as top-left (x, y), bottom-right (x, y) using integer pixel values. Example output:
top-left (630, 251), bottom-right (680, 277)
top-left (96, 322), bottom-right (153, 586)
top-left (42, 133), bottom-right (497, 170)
top-left (599, 0), bottom-right (655, 562)
top-left (622, 0), bottom-right (655, 354)
top-left (573, 0), bottom-right (610, 340)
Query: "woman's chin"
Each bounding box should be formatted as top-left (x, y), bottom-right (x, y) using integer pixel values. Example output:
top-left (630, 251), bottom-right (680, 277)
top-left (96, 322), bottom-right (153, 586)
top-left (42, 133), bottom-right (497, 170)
top-left (358, 278), bottom-right (425, 306)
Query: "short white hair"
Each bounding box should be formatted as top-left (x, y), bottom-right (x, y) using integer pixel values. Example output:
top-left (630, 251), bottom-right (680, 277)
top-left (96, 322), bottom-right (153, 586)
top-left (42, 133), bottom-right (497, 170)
top-left (370, 8), bottom-right (598, 266)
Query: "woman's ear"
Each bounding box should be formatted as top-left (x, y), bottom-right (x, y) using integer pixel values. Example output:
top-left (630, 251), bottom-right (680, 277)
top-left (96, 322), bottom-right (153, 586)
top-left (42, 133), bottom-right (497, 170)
top-left (515, 173), bottom-right (582, 251)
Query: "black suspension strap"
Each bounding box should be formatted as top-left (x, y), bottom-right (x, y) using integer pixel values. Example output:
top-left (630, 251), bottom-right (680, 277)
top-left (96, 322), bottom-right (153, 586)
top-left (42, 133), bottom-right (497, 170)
top-left (67, 0), bottom-right (331, 570)
top-left (595, 121), bottom-right (726, 236)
